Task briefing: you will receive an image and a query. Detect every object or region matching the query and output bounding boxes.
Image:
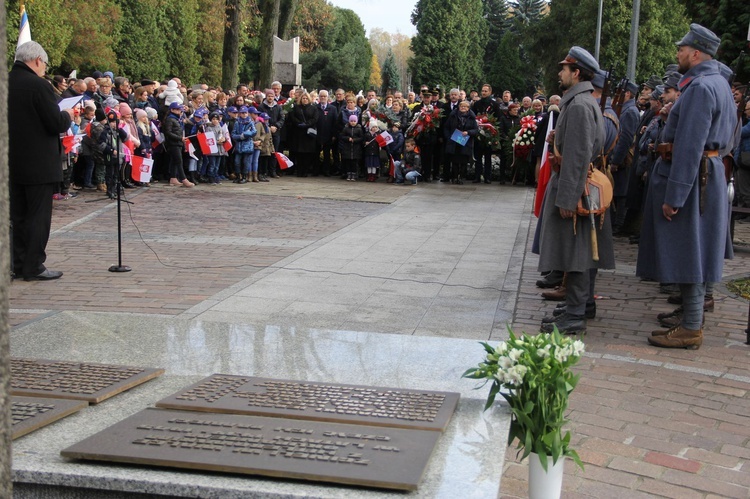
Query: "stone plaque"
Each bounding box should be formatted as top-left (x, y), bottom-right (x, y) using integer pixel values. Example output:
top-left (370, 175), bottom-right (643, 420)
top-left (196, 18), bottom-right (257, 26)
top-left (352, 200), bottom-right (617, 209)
top-left (12, 396), bottom-right (87, 440)
top-left (156, 375), bottom-right (459, 431)
top-left (61, 408), bottom-right (440, 491)
top-left (11, 358), bottom-right (164, 404)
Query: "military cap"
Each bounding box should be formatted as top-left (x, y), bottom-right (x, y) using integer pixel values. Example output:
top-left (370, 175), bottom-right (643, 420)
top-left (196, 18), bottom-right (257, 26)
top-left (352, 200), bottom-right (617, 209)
top-left (664, 72), bottom-right (682, 90)
top-left (650, 85), bottom-right (664, 101)
top-left (592, 69), bottom-right (607, 89)
top-left (717, 62), bottom-right (734, 84)
top-left (430, 88), bottom-right (439, 96)
top-left (643, 75), bottom-right (663, 90)
top-left (664, 64), bottom-right (679, 77)
top-left (558, 46), bottom-right (600, 74)
top-left (675, 23), bottom-right (720, 57)
top-left (625, 81), bottom-right (639, 96)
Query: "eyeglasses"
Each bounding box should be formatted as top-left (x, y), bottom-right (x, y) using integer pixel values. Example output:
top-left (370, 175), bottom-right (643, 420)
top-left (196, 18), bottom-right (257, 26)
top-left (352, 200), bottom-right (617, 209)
top-left (39, 57), bottom-right (48, 68)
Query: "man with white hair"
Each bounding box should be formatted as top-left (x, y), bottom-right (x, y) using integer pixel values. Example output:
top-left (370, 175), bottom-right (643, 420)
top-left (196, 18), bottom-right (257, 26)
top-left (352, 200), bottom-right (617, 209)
top-left (9, 41), bottom-right (76, 281)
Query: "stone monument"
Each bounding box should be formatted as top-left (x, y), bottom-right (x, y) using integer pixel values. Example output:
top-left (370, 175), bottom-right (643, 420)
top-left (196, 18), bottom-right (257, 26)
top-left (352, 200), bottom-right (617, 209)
top-left (272, 36), bottom-right (301, 87)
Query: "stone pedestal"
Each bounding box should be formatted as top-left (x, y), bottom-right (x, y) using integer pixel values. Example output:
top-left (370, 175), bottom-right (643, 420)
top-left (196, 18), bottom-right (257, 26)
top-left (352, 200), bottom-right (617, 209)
top-left (272, 36), bottom-right (302, 86)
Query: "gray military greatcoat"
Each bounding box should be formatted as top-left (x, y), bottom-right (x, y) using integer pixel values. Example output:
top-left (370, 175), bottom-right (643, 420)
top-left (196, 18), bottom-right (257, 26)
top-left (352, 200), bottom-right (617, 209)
top-left (538, 81), bottom-right (614, 273)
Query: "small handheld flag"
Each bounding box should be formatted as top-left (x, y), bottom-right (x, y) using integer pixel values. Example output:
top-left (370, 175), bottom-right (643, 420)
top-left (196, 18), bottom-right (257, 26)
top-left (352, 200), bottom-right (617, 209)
top-left (374, 131), bottom-right (393, 148)
top-left (130, 155), bottom-right (153, 183)
top-left (197, 131), bottom-right (219, 155)
top-left (275, 152), bottom-right (293, 170)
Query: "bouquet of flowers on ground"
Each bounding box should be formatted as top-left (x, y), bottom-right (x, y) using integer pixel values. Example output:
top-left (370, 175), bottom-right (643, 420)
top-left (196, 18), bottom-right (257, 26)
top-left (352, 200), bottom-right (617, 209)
top-left (513, 113), bottom-right (537, 158)
top-left (406, 105), bottom-right (444, 139)
top-left (476, 113), bottom-right (501, 150)
top-left (463, 327), bottom-right (585, 471)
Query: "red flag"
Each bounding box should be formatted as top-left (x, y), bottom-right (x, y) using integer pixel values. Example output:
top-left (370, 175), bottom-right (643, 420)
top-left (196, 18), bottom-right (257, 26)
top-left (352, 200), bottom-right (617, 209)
top-left (184, 138), bottom-right (199, 161)
top-left (223, 136), bottom-right (233, 152)
top-left (375, 131), bottom-right (393, 148)
top-left (389, 155), bottom-right (395, 178)
top-left (534, 112), bottom-right (556, 217)
top-left (62, 134), bottom-right (83, 154)
top-left (197, 131), bottom-right (219, 155)
top-left (130, 155), bottom-right (154, 183)
top-left (275, 152), bottom-right (294, 170)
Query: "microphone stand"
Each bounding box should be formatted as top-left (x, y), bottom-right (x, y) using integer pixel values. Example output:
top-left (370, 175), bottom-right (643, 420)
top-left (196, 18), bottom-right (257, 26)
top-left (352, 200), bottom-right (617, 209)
top-left (107, 113), bottom-right (131, 273)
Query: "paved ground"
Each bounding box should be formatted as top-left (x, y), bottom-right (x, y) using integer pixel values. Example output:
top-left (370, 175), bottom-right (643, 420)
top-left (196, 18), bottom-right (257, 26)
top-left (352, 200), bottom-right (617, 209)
top-left (9, 176), bottom-right (750, 498)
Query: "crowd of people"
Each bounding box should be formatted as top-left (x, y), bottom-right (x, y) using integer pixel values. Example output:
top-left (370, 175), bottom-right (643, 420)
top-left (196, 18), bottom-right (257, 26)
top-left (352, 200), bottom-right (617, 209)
top-left (10, 28), bottom-right (750, 355)
top-left (45, 68), bottom-right (574, 199)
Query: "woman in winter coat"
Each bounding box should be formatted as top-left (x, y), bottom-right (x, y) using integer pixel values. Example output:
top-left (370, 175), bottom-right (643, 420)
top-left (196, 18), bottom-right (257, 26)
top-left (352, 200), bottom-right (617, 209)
top-left (288, 92), bottom-right (319, 177)
top-left (443, 100), bottom-right (478, 184)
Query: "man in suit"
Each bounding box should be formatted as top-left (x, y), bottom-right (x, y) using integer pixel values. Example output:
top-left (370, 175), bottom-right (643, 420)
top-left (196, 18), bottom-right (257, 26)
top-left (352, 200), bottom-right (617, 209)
top-left (314, 90), bottom-right (339, 177)
top-left (9, 41), bottom-right (75, 281)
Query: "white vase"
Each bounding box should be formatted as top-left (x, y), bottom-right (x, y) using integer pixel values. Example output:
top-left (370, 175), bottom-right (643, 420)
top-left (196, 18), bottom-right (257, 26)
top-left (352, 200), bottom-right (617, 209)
top-left (528, 452), bottom-right (565, 499)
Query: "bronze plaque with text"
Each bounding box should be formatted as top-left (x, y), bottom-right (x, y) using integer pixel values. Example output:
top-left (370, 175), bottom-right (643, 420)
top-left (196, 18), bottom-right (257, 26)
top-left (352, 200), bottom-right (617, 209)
top-left (11, 358), bottom-right (164, 403)
top-left (12, 396), bottom-right (87, 440)
top-left (155, 375), bottom-right (459, 431)
top-left (61, 408), bottom-right (440, 491)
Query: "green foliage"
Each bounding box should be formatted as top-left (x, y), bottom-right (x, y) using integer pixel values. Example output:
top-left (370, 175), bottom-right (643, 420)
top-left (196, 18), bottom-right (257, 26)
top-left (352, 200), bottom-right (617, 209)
top-left (684, 0), bottom-right (750, 81)
top-left (510, 0), bottom-right (546, 28)
top-left (487, 31), bottom-right (526, 96)
top-left (7, 0), bottom-right (73, 69)
top-left (115, 0), bottom-right (169, 80)
top-left (463, 328), bottom-right (585, 470)
top-left (300, 7), bottom-right (371, 91)
top-left (159, 0), bottom-right (201, 85)
top-left (291, 0), bottom-right (334, 53)
top-left (482, 0), bottom-right (511, 78)
top-left (529, 0), bottom-right (689, 93)
top-left (410, 0), bottom-right (487, 90)
top-left (62, 0), bottom-right (122, 75)
top-left (195, 0), bottom-right (226, 86)
top-left (381, 49), bottom-right (400, 93)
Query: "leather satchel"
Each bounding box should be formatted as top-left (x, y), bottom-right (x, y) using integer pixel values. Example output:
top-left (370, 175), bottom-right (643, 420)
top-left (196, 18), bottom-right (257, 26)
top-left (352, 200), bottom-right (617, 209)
top-left (576, 163), bottom-right (613, 219)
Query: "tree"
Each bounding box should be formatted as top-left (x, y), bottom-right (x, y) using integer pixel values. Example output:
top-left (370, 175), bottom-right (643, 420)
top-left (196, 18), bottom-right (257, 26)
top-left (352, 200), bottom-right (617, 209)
top-left (391, 33), bottom-right (413, 93)
top-left (159, 0), bottom-right (201, 84)
top-left (6, 0), bottom-right (73, 69)
top-left (114, 0), bottom-right (168, 80)
top-left (223, 0), bottom-right (246, 90)
top-left (487, 31), bottom-right (527, 97)
top-left (509, 0), bottom-right (546, 28)
top-left (195, 0), bottom-right (226, 85)
top-left (381, 48), bottom-right (400, 93)
top-left (62, 0), bottom-right (121, 76)
top-left (277, 0), bottom-right (298, 40)
top-left (528, 0), bottom-right (689, 93)
top-left (370, 53), bottom-right (382, 89)
top-left (291, 0), bottom-right (334, 52)
top-left (683, 0), bottom-right (750, 81)
top-left (410, 0), bottom-right (487, 90)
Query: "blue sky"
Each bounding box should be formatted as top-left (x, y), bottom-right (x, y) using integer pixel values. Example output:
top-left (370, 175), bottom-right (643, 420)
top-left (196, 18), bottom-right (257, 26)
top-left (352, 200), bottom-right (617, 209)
top-left (328, 0), bottom-right (418, 37)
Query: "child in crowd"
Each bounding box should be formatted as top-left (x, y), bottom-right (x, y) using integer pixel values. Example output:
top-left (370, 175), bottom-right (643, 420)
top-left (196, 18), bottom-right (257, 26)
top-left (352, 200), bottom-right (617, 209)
top-left (187, 108), bottom-right (208, 182)
top-left (76, 103), bottom-right (98, 189)
top-left (204, 112), bottom-right (226, 184)
top-left (98, 109), bottom-right (129, 199)
top-left (339, 114), bottom-right (363, 181)
top-left (387, 122), bottom-right (404, 182)
top-left (256, 112), bottom-right (274, 182)
top-left (248, 107), bottom-right (262, 182)
top-left (395, 138), bottom-right (421, 185)
top-left (364, 125), bottom-right (381, 182)
top-left (224, 106), bottom-right (238, 179)
top-left (231, 106), bottom-right (256, 184)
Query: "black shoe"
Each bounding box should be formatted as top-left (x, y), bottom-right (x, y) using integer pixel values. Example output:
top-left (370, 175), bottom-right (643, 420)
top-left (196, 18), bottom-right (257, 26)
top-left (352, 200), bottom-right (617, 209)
top-left (546, 302), bottom-right (596, 321)
top-left (24, 269), bottom-right (63, 281)
top-left (536, 270), bottom-right (564, 289)
top-left (540, 312), bottom-right (586, 334)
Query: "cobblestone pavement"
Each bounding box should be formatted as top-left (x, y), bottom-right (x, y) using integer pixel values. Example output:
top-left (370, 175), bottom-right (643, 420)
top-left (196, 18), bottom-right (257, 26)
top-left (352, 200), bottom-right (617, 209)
top-left (501, 218), bottom-right (750, 498)
top-left (9, 179), bottom-right (401, 326)
top-left (9, 177), bottom-right (750, 498)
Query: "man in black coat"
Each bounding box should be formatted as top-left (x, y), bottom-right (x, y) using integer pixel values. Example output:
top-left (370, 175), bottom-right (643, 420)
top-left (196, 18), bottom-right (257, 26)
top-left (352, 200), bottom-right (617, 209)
top-left (471, 84), bottom-right (501, 183)
top-left (314, 90), bottom-right (339, 176)
top-left (9, 41), bottom-right (75, 281)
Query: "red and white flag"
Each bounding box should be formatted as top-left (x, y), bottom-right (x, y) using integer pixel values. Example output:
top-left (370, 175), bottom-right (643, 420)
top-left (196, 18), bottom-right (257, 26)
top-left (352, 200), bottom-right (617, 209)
top-left (130, 155), bottom-right (153, 183)
top-left (388, 155), bottom-right (395, 178)
top-left (534, 112), bottom-right (555, 218)
top-left (184, 138), bottom-right (199, 161)
top-left (197, 131), bottom-right (219, 155)
top-left (62, 134), bottom-right (84, 154)
top-left (375, 131), bottom-right (393, 148)
top-left (275, 152), bottom-right (294, 170)
top-left (151, 123), bottom-right (164, 150)
top-left (223, 136), bottom-right (233, 152)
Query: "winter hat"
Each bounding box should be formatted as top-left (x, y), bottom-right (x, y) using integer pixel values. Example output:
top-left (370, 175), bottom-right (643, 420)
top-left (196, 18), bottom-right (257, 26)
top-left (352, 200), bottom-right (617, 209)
top-left (103, 71), bottom-right (115, 83)
top-left (92, 70), bottom-right (103, 79)
top-left (118, 103), bottom-right (132, 117)
top-left (349, 114), bottom-right (358, 123)
top-left (145, 107), bottom-right (158, 119)
top-left (209, 112), bottom-right (221, 120)
top-left (95, 108), bottom-right (107, 122)
top-left (161, 80), bottom-right (184, 106)
top-left (102, 97), bottom-right (119, 110)
top-left (134, 109), bottom-right (147, 121)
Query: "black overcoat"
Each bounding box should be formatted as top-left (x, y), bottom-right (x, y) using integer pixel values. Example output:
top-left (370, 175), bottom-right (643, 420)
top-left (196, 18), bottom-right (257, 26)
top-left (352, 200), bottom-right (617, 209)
top-left (9, 61), bottom-right (72, 184)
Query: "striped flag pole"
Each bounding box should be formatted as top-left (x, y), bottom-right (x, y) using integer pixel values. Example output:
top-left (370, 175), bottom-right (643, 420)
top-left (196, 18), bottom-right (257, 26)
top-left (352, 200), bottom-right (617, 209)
top-left (18, 2), bottom-right (32, 48)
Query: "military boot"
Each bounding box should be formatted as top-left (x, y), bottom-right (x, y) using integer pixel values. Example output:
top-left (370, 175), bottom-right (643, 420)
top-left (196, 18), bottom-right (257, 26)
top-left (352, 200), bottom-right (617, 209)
top-left (648, 325), bottom-right (702, 349)
top-left (545, 301), bottom-right (596, 322)
top-left (540, 312), bottom-right (586, 335)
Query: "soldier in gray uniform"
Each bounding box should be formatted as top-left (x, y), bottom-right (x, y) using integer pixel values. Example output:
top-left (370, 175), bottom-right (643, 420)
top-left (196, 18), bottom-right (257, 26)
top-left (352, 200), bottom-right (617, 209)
top-left (610, 81), bottom-right (640, 233)
top-left (538, 46), bottom-right (612, 334)
top-left (637, 24), bottom-right (735, 349)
